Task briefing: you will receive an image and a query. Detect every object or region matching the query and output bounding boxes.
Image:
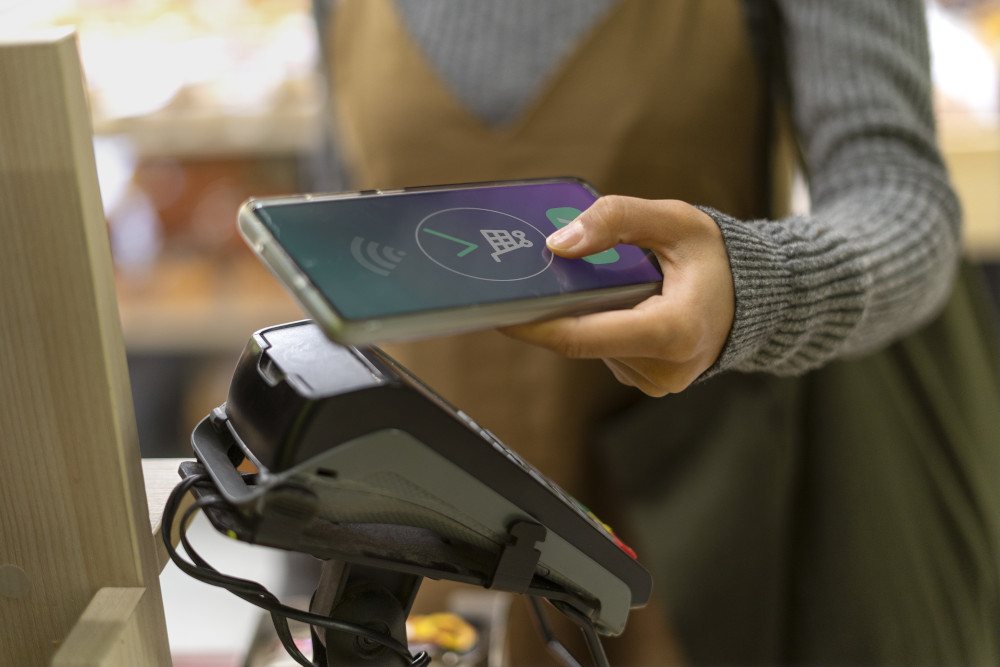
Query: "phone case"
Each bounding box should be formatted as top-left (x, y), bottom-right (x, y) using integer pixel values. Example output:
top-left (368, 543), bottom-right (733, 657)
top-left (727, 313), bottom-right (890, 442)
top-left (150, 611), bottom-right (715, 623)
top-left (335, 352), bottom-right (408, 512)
top-left (237, 178), bottom-right (662, 345)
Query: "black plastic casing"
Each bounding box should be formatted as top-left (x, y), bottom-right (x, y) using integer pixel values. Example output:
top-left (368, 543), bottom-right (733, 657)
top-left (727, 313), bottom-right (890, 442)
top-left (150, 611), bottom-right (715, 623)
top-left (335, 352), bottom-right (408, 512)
top-left (198, 320), bottom-right (651, 635)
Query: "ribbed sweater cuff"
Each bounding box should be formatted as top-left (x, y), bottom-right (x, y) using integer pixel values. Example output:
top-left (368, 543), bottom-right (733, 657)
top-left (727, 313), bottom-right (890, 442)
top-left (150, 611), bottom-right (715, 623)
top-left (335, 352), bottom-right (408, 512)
top-left (697, 206), bottom-right (865, 378)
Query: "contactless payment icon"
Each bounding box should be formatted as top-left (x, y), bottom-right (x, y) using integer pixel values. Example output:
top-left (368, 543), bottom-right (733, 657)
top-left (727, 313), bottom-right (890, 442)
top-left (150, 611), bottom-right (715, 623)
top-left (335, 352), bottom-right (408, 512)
top-left (350, 236), bottom-right (406, 276)
top-left (545, 207), bottom-right (620, 265)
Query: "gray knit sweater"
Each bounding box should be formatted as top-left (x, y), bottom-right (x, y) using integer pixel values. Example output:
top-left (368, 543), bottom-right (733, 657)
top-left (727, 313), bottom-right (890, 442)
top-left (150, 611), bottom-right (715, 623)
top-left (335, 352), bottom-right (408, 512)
top-left (393, 0), bottom-right (961, 376)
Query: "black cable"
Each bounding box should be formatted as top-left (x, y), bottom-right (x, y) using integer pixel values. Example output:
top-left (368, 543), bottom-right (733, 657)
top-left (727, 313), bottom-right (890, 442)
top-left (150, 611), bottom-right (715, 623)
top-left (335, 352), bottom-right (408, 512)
top-left (162, 475), bottom-right (430, 666)
top-left (551, 600), bottom-right (611, 667)
top-left (166, 482), bottom-right (424, 665)
top-left (177, 497), bottom-right (423, 666)
top-left (177, 496), bottom-right (316, 667)
top-left (162, 476), bottom-right (314, 666)
top-left (526, 596), bottom-right (610, 667)
top-left (526, 596), bottom-right (583, 667)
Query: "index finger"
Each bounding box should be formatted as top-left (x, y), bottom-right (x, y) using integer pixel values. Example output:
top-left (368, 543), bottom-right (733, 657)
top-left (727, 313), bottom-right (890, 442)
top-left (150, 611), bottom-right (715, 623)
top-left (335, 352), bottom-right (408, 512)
top-left (501, 299), bottom-right (671, 360)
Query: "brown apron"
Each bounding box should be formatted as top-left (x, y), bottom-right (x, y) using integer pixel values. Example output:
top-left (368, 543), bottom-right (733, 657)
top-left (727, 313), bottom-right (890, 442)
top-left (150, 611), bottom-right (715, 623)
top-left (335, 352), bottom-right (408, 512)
top-left (326, 1), bottom-right (1000, 664)
top-left (329, 0), bottom-right (767, 494)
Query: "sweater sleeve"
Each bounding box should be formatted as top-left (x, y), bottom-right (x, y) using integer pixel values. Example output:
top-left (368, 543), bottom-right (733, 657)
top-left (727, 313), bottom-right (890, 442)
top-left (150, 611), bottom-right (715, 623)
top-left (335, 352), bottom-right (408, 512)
top-left (706, 0), bottom-right (962, 376)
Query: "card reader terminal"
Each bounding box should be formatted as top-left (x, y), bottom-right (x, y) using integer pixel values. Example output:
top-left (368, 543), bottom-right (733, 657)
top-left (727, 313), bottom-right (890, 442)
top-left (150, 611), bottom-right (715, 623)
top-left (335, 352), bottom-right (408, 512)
top-left (188, 320), bottom-right (651, 635)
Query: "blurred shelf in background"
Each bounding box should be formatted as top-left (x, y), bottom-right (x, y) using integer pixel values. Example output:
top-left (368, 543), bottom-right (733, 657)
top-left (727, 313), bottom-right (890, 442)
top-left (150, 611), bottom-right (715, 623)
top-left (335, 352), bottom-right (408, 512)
top-left (1, 0), bottom-right (327, 353)
top-left (939, 117), bottom-right (1000, 261)
top-left (930, 0), bottom-right (1000, 261)
top-left (116, 253), bottom-right (303, 353)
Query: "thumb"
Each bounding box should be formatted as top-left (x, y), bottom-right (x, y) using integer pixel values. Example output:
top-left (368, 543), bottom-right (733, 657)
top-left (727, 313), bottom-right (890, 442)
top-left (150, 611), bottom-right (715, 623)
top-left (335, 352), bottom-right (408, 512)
top-left (546, 195), bottom-right (652, 258)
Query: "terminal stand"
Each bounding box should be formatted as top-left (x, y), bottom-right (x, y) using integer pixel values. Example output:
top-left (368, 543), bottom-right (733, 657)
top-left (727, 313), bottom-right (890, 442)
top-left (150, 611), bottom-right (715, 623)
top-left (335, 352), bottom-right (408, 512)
top-left (309, 561), bottom-right (419, 666)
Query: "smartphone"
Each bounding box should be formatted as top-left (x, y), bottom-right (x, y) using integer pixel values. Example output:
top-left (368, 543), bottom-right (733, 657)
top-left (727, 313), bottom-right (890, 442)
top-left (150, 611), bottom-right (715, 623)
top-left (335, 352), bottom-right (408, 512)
top-left (237, 178), bottom-right (663, 345)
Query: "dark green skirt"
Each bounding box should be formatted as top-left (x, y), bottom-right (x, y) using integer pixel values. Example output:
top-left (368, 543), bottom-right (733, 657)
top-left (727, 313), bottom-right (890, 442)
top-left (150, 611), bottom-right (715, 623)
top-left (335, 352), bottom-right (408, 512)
top-left (597, 263), bottom-right (1000, 665)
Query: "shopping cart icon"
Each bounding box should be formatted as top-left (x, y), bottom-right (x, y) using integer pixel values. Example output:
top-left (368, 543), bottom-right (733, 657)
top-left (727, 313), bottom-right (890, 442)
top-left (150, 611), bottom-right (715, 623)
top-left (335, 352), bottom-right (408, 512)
top-left (481, 229), bottom-right (534, 262)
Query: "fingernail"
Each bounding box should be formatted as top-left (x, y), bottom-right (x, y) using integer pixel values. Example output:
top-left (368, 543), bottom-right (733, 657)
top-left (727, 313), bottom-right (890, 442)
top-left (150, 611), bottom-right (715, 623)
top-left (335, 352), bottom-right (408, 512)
top-left (548, 220), bottom-right (583, 250)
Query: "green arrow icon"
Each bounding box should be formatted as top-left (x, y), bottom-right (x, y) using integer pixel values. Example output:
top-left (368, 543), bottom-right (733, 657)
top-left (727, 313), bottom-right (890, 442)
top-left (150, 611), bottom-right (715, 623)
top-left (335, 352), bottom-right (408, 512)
top-left (422, 227), bottom-right (479, 257)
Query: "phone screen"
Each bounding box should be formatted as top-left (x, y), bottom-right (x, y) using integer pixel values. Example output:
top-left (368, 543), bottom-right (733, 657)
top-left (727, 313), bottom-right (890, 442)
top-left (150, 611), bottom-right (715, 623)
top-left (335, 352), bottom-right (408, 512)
top-left (249, 180), bottom-right (662, 320)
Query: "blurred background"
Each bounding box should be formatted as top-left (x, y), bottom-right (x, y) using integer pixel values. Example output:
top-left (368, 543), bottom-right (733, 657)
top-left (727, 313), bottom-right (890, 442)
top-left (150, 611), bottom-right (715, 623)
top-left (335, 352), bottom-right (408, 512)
top-left (2, 1), bottom-right (999, 664)
top-left (4, 0), bottom-right (328, 461)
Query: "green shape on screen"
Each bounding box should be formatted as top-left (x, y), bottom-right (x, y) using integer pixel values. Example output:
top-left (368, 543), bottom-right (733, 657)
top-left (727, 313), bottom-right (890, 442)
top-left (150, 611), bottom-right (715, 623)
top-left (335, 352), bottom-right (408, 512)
top-left (422, 227), bottom-right (479, 257)
top-left (545, 207), bottom-right (620, 265)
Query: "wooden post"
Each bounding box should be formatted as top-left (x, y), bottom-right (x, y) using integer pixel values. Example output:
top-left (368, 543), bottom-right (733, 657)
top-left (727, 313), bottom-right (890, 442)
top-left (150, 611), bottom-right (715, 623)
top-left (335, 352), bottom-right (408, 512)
top-left (0, 29), bottom-right (172, 665)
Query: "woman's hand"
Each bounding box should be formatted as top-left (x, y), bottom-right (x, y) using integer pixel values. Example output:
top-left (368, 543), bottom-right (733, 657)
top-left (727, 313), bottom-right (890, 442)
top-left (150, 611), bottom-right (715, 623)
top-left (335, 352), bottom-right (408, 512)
top-left (502, 196), bottom-right (735, 396)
